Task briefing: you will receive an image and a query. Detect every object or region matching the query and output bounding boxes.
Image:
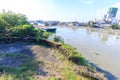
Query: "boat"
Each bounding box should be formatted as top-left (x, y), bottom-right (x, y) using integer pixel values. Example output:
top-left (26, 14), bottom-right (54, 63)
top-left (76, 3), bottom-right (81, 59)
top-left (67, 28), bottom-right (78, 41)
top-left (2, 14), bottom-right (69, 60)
top-left (41, 27), bottom-right (57, 32)
top-left (33, 25), bottom-right (57, 32)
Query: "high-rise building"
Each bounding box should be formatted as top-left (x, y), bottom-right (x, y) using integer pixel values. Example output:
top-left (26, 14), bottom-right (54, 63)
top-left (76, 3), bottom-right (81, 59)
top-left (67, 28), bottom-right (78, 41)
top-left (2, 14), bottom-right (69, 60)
top-left (108, 7), bottom-right (118, 18)
top-left (103, 7), bottom-right (118, 22)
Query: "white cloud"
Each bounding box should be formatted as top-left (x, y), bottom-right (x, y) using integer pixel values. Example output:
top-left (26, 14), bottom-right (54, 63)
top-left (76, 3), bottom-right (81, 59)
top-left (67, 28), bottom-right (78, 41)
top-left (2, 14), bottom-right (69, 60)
top-left (112, 3), bottom-right (120, 8)
top-left (0, 0), bottom-right (39, 15)
top-left (0, 0), bottom-right (57, 20)
top-left (85, 0), bottom-right (93, 4)
top-left (96, 9), bottom-right (107, 14)
top-left (95, 8), bottom-right (107, 19)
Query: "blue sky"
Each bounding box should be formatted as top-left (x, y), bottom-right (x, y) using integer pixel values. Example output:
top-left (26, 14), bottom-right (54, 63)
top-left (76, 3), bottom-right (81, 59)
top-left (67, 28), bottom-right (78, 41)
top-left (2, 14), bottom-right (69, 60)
top-left (0, 0), bottom-right (120, 22)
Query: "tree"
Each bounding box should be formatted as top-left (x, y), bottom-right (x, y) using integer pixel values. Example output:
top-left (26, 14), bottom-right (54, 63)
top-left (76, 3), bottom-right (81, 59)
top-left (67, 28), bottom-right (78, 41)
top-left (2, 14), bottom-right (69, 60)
top-left (0, 16), bottom-right (10, 37)
top-left (0, 10), bottom-right (29, 37)
top-left (110, 24), bottom-right (120, 29)
top-left (87, 21), bottom-right (93, 27)
top-left (0, 10), bottom-right (28, 27)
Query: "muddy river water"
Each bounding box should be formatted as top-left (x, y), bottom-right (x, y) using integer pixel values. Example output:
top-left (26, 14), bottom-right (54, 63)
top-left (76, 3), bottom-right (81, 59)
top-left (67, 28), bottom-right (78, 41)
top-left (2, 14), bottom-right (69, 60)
top-left (55, 27), bottom-right (120, 80)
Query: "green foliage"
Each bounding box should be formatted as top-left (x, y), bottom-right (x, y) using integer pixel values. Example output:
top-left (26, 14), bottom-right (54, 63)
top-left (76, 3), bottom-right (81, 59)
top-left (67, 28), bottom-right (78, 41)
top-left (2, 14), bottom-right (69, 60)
top-left (87, 21), bottom-right (93, 27)
top-left (53, 35), bottom-right (64, 43)
top-left (0, 17), bottom-right (10, 37)
top-left (64, 68), bottom-right (76, 80)
top-left (0, 10), bottom-right (28, 37)
top-left (62, 44), bottom-right (78, 56)
top-left (11, 24), bottom-right (52, 40)
top-left (62, 44), bottom-right (87, 65)
top-left (42, 32), bottom-right (52, 39)
top-left (48, 77), bottom-right (57, 80)
top-left (0, 10), bottom-right (28, 27)
top-left (110, 24), bottom-right (120, 29)
top-left (11, 24), bottom-right (37, 37)
top-left (63, 66), bottom-right (82, 80)
top-left (0, 10), bottom-right (52, 39)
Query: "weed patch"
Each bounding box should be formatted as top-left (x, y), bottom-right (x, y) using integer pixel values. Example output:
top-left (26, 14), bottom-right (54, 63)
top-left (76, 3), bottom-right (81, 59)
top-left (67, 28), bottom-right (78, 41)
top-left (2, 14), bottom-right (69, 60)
top-left (0, 53), bottom-right (39, 80)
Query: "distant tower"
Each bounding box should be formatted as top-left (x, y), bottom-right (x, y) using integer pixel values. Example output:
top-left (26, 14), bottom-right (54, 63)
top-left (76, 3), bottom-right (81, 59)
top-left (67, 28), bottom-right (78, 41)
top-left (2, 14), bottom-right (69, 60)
top-left (106, 7), bottom-right (118, 22)
top-left (103, 14), bottom-right (107, 21)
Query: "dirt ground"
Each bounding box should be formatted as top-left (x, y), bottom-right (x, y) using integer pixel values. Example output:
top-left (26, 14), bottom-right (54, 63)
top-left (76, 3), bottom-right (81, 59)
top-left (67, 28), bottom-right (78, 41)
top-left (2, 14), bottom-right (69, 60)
top-left (0, 42), bottom-right (107, 80)
top-left (0, 42), bottom-right (65, 80)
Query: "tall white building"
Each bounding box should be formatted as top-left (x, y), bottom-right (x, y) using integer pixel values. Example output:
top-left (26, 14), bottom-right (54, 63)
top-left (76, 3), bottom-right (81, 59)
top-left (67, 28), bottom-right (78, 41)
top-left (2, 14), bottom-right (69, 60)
top-left (103, 7), bottom-right (118, 23)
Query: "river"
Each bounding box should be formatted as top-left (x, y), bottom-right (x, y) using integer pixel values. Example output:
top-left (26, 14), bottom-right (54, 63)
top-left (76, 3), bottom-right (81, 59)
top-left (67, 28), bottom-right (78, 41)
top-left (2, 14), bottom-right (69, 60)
top-left (55, 26), bottom-right (120, 80)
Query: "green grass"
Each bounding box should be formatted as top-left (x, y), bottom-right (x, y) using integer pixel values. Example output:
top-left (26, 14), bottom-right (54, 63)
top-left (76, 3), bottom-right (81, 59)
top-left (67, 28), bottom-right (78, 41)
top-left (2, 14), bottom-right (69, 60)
top-left (61, 44), bottom-right (87, 66)
top-left (63, 67), bottom-right (77, 80)
top-left (60, 61), bottom-right (83, 80)
top-left (50, 49), bottom-right (86, 80)
top-left (48, 77), bottom-right (57, 80)
top-left (0, 53), bottom-right (39, 80)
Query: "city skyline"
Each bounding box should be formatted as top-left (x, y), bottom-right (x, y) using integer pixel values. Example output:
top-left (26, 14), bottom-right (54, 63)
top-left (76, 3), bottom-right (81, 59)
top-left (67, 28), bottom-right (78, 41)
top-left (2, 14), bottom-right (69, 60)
top-left (0, 0), bottom-right (120, 22)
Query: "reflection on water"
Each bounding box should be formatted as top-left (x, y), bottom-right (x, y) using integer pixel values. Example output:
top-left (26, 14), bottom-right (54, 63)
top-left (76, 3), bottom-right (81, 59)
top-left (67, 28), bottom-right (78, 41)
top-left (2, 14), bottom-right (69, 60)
top-left (106, 36), bottom-right (120, 46)
top-left (99, 33), bottom-right (108, 42)
top-left (56, 26), bottom-right (120, 79)
top-left (56, 27), bottom-right (120, 45)
top-left (114, 33), bottom-right (120, 39)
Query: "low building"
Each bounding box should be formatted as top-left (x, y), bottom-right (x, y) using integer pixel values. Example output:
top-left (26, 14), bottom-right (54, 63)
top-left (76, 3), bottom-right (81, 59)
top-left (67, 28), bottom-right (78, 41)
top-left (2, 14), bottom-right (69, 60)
top-left (67, 21), bottom-right (86, 26)
top-left (45, 21), bottom-right (59, 26)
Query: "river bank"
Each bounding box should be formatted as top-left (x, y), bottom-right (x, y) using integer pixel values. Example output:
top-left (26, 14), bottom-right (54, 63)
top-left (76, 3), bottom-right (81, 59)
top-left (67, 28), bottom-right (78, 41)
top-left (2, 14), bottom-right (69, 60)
top-left (55, 26), bottom-right (120, 80)
top-left (0, 42), bottom-right (81, 80)
top-left (0, 40), bottom-right (107, 80)
top-left (86, 27), bottom-right (120, 35)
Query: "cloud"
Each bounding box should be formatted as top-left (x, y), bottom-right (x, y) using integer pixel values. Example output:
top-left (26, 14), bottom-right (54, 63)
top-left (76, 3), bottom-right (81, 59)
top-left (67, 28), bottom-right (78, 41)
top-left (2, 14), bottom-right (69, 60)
top-left (112, 3), bottom-right (120, 8)
top-left (96, 8), bottom-right (107, 15)
top-left (85, 0), bottom-right (93, 4)
top-left (95, 8), bottom-right (107, 19)
top-left (0, 0), bottom-right (57, 20)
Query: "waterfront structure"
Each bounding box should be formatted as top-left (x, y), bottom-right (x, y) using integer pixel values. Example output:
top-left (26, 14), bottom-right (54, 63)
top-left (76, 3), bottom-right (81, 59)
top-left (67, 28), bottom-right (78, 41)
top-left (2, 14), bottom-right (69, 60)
top-left (66, 21), bottom-right (86, 27)
top-left (45, 21), bottom-right (59, 26)
top-left (29, 20), bottom-right (60, 26)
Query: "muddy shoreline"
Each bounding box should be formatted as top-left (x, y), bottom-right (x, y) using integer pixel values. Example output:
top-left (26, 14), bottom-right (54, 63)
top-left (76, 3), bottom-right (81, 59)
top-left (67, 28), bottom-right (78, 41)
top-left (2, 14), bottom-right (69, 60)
top-left (86, 27), bottom-right (120, 35)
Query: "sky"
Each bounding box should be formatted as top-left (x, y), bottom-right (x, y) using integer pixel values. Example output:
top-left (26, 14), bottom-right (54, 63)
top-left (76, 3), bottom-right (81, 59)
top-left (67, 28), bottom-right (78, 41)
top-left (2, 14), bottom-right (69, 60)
top-left (0, 0), bottom-right (120, 22)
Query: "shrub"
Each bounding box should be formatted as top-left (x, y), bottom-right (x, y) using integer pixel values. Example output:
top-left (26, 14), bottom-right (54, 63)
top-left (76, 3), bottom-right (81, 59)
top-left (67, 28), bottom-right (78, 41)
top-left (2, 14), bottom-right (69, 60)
top-left (11, 24), bottom-right (37, 37)
top-left (110, 24), bottom-right (120, 29)
top-left (0, 10), bottom-right (52, 39)
top-left (62, 44), bottom-right (87, 65)
top-left (53, 35), bottom-right (64, 43)
top-left (42, 32), bottom-right (52, 39)
top-left (0, 17), bottom-right (10, 37)
top-left (11, 24), bottom-right (49, 39)
top-left (0, 10), bottom-right (28, 27)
